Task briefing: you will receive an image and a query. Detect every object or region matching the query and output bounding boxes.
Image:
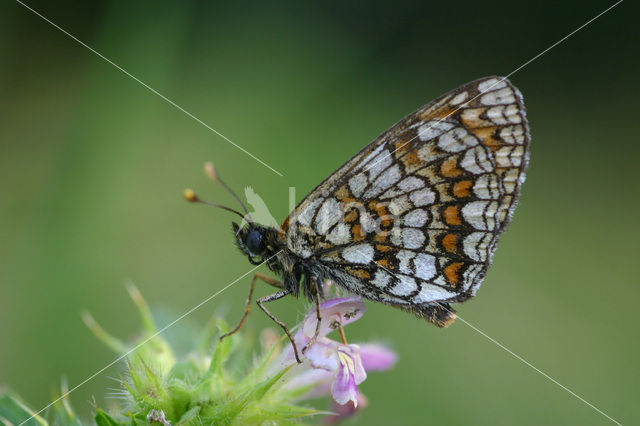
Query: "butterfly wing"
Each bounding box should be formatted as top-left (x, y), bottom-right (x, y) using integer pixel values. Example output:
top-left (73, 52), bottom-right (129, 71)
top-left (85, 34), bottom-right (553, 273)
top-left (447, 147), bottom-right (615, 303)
top-left (282, 76), bottom-right (530, 317)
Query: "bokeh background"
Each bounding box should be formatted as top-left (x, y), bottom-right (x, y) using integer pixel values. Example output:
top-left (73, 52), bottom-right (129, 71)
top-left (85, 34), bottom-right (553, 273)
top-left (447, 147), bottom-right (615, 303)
top-left (1, 1), bottom-right (638, 424)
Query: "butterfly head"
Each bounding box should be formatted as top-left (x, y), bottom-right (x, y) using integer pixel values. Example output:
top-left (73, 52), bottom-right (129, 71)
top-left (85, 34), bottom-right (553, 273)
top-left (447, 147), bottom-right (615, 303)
top-left (233, 222), bottom-right (278, 265)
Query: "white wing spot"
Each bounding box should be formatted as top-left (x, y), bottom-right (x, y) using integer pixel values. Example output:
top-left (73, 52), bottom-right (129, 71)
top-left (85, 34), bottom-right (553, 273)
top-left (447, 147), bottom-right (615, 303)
top-left (367, 150), bottom-right (393, 180)
top-left (413, 284), bottom-right (457, 303)
top-left (481, 87), bottom-right (516, 105)
top-left (296, 198), bottom-right (322, 227)
top-left (505, 104), bottom-right (522, 123)
top-left (409, 188), bottom-right (436, 206)
top-left (462, 201), bottom-right (499, 231)
top-left (417, 121), bottom-right (455, 141)
top-left (365, 164), bottom-right (401, 198)
top-left (348, 173), bottom-right (368, 198)
top-left (437, 128), bottom-right (477, 153)
top-left (463, 264), bottom-right (485, 292)
top-left (463, 232), bottom-right (492, 262)
top-left (398, 176), bottom-right (424, 192)
top-left (371, 270), bottom-right (391, 289)
top-left (450, 91), bottom-right (469, 105)
top-left (390, 275), bottom-right (418, 296)
top-left (315, 198), bottom-right (342, 235)
top-left (342, 243), bottom-right (374, 264)
top-left (473, 174), bottom-right (501, 199)
top-left (486, 106), bottom-right (509, 125)
top-left (358, 144), bottom-right (386, 170)
top-left (360, 211), bottom-right (377, 234)
top-left (388, 195), bottom-right (411, 216)
top-left (478, 78), bottom-right (506, 93)
top-left (503, 168), bottom-right (521, 188)
top-left (414, 253), bottom-right (437, 280)
top-left (461, 146), bottom-right (493, 174)
top-left (396, 250), bottom-right (416, 275)
top-left (403, 209), bottom-right (428, 227)
top-left (327, 222), bottom-right (351, 245)
top-left (401, 228), bottom-right (425, 249)
top-left (499, 125), bottom-right (525, 144)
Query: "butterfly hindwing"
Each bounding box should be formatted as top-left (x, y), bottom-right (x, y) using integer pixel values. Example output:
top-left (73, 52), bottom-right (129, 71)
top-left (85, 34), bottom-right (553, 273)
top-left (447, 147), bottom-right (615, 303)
top-left (282, 76), bottom-right (530, 313)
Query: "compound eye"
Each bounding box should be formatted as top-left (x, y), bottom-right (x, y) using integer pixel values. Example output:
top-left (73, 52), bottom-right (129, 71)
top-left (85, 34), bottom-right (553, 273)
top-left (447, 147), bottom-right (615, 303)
top-left (245, 229), bottom-right (265, 255)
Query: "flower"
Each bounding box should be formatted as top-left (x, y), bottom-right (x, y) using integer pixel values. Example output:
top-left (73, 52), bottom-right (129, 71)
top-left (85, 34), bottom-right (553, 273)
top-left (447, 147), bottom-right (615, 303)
top-left (3, 286), bottom-right (397, 425)
top-left (279, 297), bottom-right (397, 421)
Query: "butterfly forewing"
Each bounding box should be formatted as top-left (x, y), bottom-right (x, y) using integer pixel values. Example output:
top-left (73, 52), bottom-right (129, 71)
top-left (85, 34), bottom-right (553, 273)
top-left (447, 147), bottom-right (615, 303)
top-left (282, 76), bottom-right (530, 313)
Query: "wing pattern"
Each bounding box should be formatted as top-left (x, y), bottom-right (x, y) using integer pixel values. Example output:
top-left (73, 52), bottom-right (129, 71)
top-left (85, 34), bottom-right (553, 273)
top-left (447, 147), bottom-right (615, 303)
top-left (282, 77), bottom-right (530, 309)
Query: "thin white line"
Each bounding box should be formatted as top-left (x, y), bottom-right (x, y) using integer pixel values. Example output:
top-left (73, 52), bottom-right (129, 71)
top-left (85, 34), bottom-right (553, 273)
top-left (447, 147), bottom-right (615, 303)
top-left (15, 0), bottom-right (284, 177)
top-left (504, 0), bottom-right (623, 79)
top-left (18, 251), bottom-right (282, 425)
top-left (453, 314), bottom-right (622, 425)
top-left (354, 247), bottom-right (621, 424)
top-left (364, 0), bottom-right (623, 173)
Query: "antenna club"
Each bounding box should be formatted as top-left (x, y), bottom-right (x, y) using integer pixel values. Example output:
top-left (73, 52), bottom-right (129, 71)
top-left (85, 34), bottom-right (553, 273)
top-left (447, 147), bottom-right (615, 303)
top-left (183, 188), bottom-right (198, 202)
top-left (204, 162), bottom-right (218, 181)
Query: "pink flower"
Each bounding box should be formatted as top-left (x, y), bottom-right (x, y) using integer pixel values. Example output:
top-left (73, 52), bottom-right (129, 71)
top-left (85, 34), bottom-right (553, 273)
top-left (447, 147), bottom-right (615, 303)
top-left (279, 297), bottom-right (397, 420)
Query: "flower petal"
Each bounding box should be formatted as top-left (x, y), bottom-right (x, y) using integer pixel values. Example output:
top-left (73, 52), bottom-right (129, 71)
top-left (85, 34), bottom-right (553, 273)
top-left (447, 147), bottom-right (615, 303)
top-left (358, 343), bottom-right (398, 371)
top-left (305, 339), bottom-right (339, 371)
top-left (350, 346), bottom-right (367, 385)
top-left (331, 352), bottom-right (359, 406)
top-left (301, 298), bottom-right (366, 343)
top-left (282, 366), bottom-right (333, 394)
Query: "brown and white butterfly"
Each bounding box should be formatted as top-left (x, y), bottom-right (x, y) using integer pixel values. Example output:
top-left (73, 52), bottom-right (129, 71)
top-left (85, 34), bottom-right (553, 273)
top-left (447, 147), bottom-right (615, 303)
top-left (188, 76), bottom-right (530, 362)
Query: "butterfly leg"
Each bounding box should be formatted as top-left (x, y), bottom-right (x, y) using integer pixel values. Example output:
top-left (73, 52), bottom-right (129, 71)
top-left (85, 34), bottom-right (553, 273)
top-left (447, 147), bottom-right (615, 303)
top-left (257, 289), bottom-right (302, 363)
top-left (220, 273), bottom-right (283, 341)
top-left (302, 289), bottom-right (322, 355)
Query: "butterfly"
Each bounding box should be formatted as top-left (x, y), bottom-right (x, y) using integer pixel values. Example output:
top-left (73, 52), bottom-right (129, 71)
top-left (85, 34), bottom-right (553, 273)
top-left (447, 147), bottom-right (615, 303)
top-left (187, 76), bottom-right (530, 362)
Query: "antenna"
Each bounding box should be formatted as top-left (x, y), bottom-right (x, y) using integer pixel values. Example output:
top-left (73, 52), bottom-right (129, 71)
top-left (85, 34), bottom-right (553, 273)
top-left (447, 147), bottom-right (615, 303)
top-left (183, 188), bottom-right (246, 220)
top-left (204, 162), bottom-right (251, 217)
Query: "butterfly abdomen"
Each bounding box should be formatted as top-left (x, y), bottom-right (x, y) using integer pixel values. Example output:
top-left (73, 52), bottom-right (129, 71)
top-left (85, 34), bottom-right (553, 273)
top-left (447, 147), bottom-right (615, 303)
top-left (416, 303), bottom-right (457, 328)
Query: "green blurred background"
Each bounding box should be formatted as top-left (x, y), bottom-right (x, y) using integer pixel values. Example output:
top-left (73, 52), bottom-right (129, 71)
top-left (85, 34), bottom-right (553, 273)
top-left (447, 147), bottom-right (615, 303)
top-left (1, 1), bottom-right (638, 424)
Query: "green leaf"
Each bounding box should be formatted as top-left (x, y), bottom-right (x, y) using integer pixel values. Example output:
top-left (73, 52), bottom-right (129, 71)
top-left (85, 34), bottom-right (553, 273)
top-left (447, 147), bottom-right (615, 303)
top-left (81, 311), bottom-right (128, 354)
top-left (0, 391), bottom-right (47, 426)
top-left (247, 404), bottom-right (331, 422)
top-left (176, 406), bottom-right (200, 425)
top-left (239, 333), bottom-right (288, 388)
top-left (94, 409), bottom-right (122, 426)
top-left (251, 365), bottom-right (294, 402)
top-left (219, 365), bottom-right (294, 423)
top-left (208, 320), bottom-right (232, 376)
top-left (126, 282), bottom-right (157, 335)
